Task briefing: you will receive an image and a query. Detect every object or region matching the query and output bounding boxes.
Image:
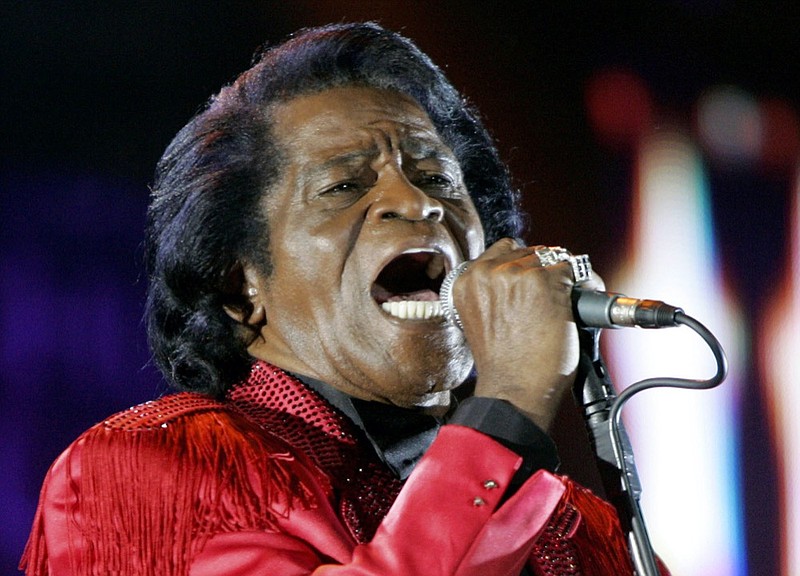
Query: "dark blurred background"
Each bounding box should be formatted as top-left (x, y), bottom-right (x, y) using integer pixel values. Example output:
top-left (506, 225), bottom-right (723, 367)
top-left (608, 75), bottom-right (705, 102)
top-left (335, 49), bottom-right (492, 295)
top-left (2, 2), bottom-right (798, 574)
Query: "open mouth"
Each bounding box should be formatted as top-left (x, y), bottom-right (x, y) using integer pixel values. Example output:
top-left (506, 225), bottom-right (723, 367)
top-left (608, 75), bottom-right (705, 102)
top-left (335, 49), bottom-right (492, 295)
top-left (371, 249), bottom-right (447, 320)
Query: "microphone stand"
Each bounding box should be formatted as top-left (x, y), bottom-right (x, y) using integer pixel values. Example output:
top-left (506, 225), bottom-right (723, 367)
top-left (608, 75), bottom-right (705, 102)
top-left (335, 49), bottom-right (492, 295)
top-left (574, 313), bottom-right (728, 576)
top-left (574, 327), bottom-right (661, 576)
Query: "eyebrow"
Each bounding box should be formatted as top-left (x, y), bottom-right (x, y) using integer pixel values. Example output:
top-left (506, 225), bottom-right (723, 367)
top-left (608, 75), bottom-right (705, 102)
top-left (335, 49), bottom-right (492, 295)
top-left (317, 147), bottom-right (379, 173)
top-left (300, 136), bottom-right (458, 187)
top-left (296, 148), bottom-right (378, 191)
top-left (401, 136), bottom-right (455, 162)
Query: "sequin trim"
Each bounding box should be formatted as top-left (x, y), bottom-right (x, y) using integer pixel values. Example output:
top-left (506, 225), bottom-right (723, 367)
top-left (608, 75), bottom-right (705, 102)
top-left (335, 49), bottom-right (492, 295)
top-left (227, 361), bottom-right (402, 542)
top-left (103, 393), bottom-right (223, 431)
top-left (532, 502), bottom-right (582, 575)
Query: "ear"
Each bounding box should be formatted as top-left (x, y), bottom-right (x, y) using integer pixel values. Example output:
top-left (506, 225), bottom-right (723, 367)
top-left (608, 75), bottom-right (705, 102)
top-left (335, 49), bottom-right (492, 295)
top-left (223, 262), bottom-right (267, 327)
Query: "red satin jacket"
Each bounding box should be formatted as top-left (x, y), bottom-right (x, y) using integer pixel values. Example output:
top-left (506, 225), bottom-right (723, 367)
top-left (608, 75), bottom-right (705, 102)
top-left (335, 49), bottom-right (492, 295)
top-left (21, 361), bottom-right (649, 575)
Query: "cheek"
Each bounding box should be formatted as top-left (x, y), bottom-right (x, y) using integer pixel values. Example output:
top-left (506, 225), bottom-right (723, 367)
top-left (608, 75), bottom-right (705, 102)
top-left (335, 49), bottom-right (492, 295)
top-left (295, 209), bottom-right (362, 258)
top-left (277, 221), bottom-right (348, 280)
top-left (457, 210), bottom-right (485, 260)
top-left (465, 223), bottom-right (485, 259)
top-left (445, 206), bottom-right (485, 260)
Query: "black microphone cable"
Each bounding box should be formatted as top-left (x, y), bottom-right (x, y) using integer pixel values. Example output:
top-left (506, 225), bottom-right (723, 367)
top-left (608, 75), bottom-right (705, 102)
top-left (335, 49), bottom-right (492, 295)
top-left (604, 311), bottom-right (728, 575)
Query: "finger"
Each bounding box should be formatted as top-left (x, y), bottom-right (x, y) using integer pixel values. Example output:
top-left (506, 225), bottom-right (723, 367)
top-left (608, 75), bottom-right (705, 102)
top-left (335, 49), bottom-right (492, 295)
top-left (473, 239), bottom-right (545, 269)
top-left (580, 270), bottom-right (606, 292)
top-left (477, 237), bottom-right (526, 260)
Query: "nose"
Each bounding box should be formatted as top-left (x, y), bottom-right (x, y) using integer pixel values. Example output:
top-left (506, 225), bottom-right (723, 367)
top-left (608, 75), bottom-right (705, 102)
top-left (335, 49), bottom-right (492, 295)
top-left (367, 173), bottom-right (445, 224)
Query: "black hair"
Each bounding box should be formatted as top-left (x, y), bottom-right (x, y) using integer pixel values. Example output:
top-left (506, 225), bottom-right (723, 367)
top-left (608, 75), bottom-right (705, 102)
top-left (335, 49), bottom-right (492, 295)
top-left (145, 22), bottom-right (524, 397)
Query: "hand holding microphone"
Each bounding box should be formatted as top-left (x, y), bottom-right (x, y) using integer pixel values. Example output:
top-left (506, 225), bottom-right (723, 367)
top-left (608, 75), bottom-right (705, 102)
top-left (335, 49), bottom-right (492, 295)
top-left (441, 244), bottom-right (683, 331)
top-left (439, 240), bottom-right (683, 429)
top-left (440, 240), bottom-right (590, 429)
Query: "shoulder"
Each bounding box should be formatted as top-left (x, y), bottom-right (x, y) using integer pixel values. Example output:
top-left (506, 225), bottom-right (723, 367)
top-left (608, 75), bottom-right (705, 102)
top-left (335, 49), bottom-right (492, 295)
top-left (100, 391), bottom-right (229, 431)
top-left (79, 392), bottom-right (298, 461)
top-left (69, 392), bottom-right (284, 467)
top-left (49, 392), bottom-right (325, 532)
top-left (66, 392), bottom-right (323, 501)
top-left (22, 393), bottom-right (325, 575)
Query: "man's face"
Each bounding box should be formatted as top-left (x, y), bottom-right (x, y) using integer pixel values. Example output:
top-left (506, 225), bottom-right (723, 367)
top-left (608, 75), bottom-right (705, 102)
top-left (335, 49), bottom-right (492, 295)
top-left (246, 86), bottom-right (485, 408)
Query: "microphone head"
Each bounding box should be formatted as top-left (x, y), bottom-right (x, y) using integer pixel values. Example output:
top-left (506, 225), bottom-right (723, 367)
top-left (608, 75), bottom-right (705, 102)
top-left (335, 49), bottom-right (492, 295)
top-left (439, 261), bottom-right (470, 330)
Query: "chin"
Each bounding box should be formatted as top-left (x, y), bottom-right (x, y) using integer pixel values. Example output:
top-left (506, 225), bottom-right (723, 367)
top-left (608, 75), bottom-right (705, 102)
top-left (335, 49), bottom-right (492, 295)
top-left (393, 354), bottom-right (474, 408)
top-left (413, 389), bottom-right (452, 412)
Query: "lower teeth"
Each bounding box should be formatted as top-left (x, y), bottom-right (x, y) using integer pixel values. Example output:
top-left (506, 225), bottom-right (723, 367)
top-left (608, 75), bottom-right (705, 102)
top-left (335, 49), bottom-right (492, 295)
top-left (381, 300), bottom-right (442, 319)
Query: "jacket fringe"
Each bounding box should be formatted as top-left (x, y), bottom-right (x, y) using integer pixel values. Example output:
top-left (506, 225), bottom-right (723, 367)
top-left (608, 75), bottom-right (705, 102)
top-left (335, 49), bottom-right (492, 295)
top-left (20, 394), bottom-right (315, 576)
top-left (562, 477), bottom-right (672, 576)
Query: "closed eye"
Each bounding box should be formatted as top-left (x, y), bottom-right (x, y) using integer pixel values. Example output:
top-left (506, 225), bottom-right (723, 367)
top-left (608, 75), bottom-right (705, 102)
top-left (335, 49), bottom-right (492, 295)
top-left (415, 173), bottom-right (462, 198)
top-left (322, 181), bottom-right (364, 195)
top-left (419, 174), bottom-right (451, 187)
top-left (314, 179), bottom-right (370, 209)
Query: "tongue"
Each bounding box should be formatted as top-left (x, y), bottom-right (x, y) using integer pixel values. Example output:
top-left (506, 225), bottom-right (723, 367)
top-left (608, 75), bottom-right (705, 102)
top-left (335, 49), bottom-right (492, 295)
top-left (372, 285), bottom-right (439, 303)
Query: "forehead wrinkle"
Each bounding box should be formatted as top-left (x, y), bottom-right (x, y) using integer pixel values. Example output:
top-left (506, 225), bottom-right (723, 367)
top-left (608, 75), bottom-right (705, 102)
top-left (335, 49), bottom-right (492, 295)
top-left (363, 121), bottom-right (457, 168)
top-left (291, 138), bottom-right (379, 191)
top-left (281, 110), bottom-right (456, 192)
top-left (315, 147), bottom-right (378, 175)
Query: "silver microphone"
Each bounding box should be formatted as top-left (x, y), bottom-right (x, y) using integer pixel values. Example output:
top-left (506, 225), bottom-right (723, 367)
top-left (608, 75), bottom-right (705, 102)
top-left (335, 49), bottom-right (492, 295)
top-left (571, 288), bottom-right (683, 329)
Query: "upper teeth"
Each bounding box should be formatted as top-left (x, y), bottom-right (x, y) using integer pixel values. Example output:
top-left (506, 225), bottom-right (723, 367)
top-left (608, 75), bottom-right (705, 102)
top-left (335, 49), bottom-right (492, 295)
top-left (382, 300), bottom-right (443, 319)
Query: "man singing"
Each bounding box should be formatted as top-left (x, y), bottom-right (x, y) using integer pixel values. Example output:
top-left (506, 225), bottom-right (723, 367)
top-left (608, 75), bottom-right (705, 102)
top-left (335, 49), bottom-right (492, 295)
top-left (22, 22), bottom-right (667, 575)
